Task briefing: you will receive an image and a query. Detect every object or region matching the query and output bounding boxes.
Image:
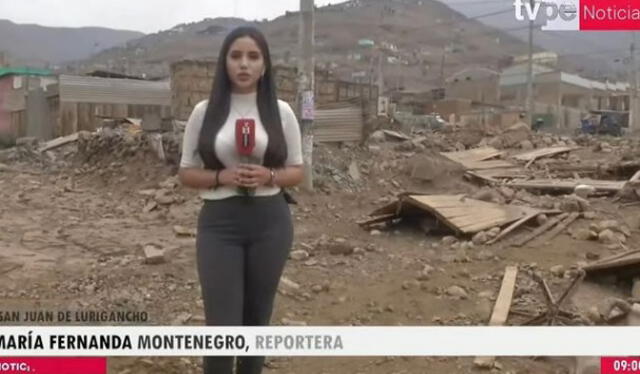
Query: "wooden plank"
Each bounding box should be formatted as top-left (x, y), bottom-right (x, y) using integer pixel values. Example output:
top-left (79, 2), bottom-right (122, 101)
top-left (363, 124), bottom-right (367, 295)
top-left (513, 146), bottom-right (579, 162)
top-left (512, 213), bottom-right (569, 247)
top-left (508, 179), bottom-right (626, 193)
top-left (485, 211), bottom-right (544, 245)
top-left (442, 147), bottom-right (503, 163)
top-left (357, 214), bottom-right (397, 227)
top-left (474, 266), bottom-right (518, 369)
top-left (461, 160), bottom-right (516, 170)
top-left (382, 130), bottom-right (411, 141)
top-left (583, 249), bottom-right (640, 273)
top-left (535, 212), bottom-right (581, 244)
top-left (38, 133), bottom-right (79, 152)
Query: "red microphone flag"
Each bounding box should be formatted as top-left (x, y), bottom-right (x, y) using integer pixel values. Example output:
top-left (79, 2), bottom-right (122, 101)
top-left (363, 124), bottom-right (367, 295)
top-left (235, 119), bottom-right (256, 157)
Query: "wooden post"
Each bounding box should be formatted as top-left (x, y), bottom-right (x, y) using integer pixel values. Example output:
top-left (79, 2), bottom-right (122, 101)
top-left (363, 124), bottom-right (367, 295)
top-left (298, 0), bottom-right (315, 191)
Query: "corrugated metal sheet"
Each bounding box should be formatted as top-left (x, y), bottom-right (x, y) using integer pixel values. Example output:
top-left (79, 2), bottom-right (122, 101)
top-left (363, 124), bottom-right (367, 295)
top-left (314, 106), bottom-right (363, 143)
top-left (58, 75), bottom-right (170, 106)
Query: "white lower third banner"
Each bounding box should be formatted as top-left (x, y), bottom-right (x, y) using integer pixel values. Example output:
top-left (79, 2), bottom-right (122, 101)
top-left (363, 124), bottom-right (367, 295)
top-left (0, 326), bottom-right (639, 356)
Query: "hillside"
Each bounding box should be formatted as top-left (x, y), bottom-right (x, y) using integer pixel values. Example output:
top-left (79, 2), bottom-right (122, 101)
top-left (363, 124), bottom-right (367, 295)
top-left (0, 19), bottom-right (144, 67)
top-left (80, 0), bottom-right (531, 91)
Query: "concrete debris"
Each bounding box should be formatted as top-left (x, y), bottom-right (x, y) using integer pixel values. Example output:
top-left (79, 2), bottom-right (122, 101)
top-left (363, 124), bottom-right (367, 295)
top-left (143, 244), bottom-right (165, 265)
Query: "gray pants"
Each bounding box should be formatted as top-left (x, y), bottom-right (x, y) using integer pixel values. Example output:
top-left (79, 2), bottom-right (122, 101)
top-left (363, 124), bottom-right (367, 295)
top-left (196, 193), bottom-right (293, 374)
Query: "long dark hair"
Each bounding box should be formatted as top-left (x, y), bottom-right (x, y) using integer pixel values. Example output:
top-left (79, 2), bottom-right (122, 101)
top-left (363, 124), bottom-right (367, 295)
top-left (198, 27), bottom-right (287, 170)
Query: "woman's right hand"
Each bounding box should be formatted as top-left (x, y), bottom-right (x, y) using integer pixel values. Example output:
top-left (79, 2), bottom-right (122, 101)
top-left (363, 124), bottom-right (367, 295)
top-left (219, 167), bottom-right (253, 187)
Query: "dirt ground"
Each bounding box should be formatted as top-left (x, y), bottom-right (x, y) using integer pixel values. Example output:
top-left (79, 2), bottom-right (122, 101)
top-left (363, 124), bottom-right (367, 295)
top-left (1, 126), bottom-right (639, 374)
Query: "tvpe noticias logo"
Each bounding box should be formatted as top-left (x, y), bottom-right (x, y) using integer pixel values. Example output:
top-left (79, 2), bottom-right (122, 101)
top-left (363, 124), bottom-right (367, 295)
top-left (514, 0), bottom-right (640, 30)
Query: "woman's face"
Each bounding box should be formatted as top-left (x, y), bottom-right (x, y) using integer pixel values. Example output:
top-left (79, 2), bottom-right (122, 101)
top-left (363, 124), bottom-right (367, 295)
top-left (226, 36), bottom-right (265, 94)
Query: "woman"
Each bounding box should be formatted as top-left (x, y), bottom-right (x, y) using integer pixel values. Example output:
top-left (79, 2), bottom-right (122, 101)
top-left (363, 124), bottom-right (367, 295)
top-left (178, 26), bottom-right (304, 374)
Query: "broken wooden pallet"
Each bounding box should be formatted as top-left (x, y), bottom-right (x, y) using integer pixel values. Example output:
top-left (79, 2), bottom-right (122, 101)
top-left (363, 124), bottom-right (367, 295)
top-left (366, 194), bottom-right (542, 235)
top-left (441, 147), bottom-right (516, 172)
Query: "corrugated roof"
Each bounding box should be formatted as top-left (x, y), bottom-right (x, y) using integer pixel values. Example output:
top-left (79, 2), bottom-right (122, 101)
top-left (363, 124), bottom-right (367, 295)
top-left (58, 75), bottom-right (171, 106)
top-left (0, 67), bottom-right (53, 78)
top-left (499, 64), bottom-right (553, 87)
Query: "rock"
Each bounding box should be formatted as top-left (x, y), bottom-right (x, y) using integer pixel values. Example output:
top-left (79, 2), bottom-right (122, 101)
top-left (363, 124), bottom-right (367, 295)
top-left (154, 190), bottom-right (175, 205)
top-left (143, 201), bottom-right (158, 213)
top-left (353, 247), bottom-right (366, 255)
top-left (370, 230), bottom-right (382, 236)
top-left (585, 307), bottom-right (602, 324)
top-left (137, 189), bottom-right (158, 197)
top-left (621, 225), bottom-right (632, 237)
top-left (460, 241), bottom-right (475, 251)
top-left (368, 145), bottom-right (382, 154)
top-left (143, 245), bottom-right (165, 265)
top-left (478, 290), bottom-right (494, 300)
top-left (475, 249), bottom-right (494, 261)
top-left (416, 264), bottom-right (435, 281)
top-left (572, 229), bottom-right (597, 241)
top-left (585, 252), bottom-right (600, 260)
top-left (441, 236), bottom-right (457, 246)
top-left (574, 184), bottom-right (596, 198)
top-left (327, 241), bottom-right (354, 256)
top-left (550, 265), bottom-right (565, 277)
top-left (281, 318), bottom-right (307, 326)
top-left (348, 161), bottom-right (361, 182)
top-left (537, 214), bottom-right (549, 225)
top-left (582, 211), bottom-right (596, 220)
top-left (487, 227), bottom-right (501, 239)
top-left (598, 220), bottom-right (620, 232)
top-left (370, 131), bottom-right (386, 143)
top-left (173, 225), bottom-right (196, 237)
top-left (472, 231), bottom-right (489, 246)
top-left (446, 285), bottom-right (468, 299)
top-left (402, 280), bottom-right (420, 290)
top-left (279, 277), bottom-right (300, 291)
top-left (290, 250), bottom-right (310, 261)
top-left (598, 229), bottom-right (618, 245)
top-left (311, 284), bottom-right (324, 293)
top-left (519, 140), bottom-right (534, 150)
top-left (560, 195), bottom-right (589, 212)
top-left (499, 187), bottom-right (515, 200)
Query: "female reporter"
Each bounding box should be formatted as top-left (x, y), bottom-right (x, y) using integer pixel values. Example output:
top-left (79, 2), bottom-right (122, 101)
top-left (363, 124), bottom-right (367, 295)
top-left (178, 26), bottom-right (304, 374)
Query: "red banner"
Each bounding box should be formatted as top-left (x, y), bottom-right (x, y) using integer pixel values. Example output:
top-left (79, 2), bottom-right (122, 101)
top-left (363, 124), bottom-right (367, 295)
top-left (581, 0), bottom-right (640, 30)
top-left (0, 358), bottom-right (106, 374)
top-left (601, 357), bottom-right (640, 374)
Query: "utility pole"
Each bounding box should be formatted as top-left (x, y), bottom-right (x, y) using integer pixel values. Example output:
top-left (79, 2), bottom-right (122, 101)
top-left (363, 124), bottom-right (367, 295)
top-left (439, 45), bottom-right (447, 88)
top-left (298, 0), bottom-right (315, 191)
top-left (630, 32), bottom-right (638, 133)
top-left (525, 0), bottom-right (535, 126)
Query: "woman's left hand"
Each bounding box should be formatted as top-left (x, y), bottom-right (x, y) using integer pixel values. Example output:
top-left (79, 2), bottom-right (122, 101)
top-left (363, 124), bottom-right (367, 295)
top-left (237, 164), bottom-right (271, 188)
